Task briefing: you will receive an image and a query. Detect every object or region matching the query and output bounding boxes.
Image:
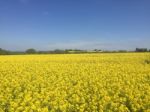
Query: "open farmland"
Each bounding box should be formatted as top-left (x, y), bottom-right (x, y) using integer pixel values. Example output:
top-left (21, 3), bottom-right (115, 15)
top-left (0, 53), bottom-right (150, 112)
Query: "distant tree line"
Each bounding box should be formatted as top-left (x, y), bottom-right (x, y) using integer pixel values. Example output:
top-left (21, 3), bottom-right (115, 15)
top-left (0, 48), bottom-right (150, 55)
top-left (135, 48), bottom-right (149, 52)
top-left (0, 48), bottom-right (10, 55)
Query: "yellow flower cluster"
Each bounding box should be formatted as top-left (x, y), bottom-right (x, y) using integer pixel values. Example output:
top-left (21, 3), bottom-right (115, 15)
top-left (0, 53), bottom-right (150, 112)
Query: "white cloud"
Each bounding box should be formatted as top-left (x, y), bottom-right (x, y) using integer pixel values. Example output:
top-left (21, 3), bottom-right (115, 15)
top-left (45, 41), bottom-right (127, 50)
top-left (1, 38), bottom-right (150, 51)
top-left (43, 39), bottom-right (150, 51)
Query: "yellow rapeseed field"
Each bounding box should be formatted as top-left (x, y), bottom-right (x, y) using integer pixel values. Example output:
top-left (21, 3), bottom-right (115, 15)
top-left (0, 53), bottom-right (150, 112)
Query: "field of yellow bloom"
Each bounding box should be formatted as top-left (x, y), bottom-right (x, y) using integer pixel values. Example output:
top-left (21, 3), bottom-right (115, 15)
top-left (0, 53), bottom-right (150, 112)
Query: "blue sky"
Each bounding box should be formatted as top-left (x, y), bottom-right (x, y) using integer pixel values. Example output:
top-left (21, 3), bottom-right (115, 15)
top-left (0, 0), bottom-right (150, 51)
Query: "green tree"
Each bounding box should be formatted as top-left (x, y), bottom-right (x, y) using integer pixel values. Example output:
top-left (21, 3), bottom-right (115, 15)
top-left (26, 48), bottom-right (37, 54)
top-left (136, 48), bottom-right (148, 52)
top-left (0, 48), bottom-right (10, 55)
